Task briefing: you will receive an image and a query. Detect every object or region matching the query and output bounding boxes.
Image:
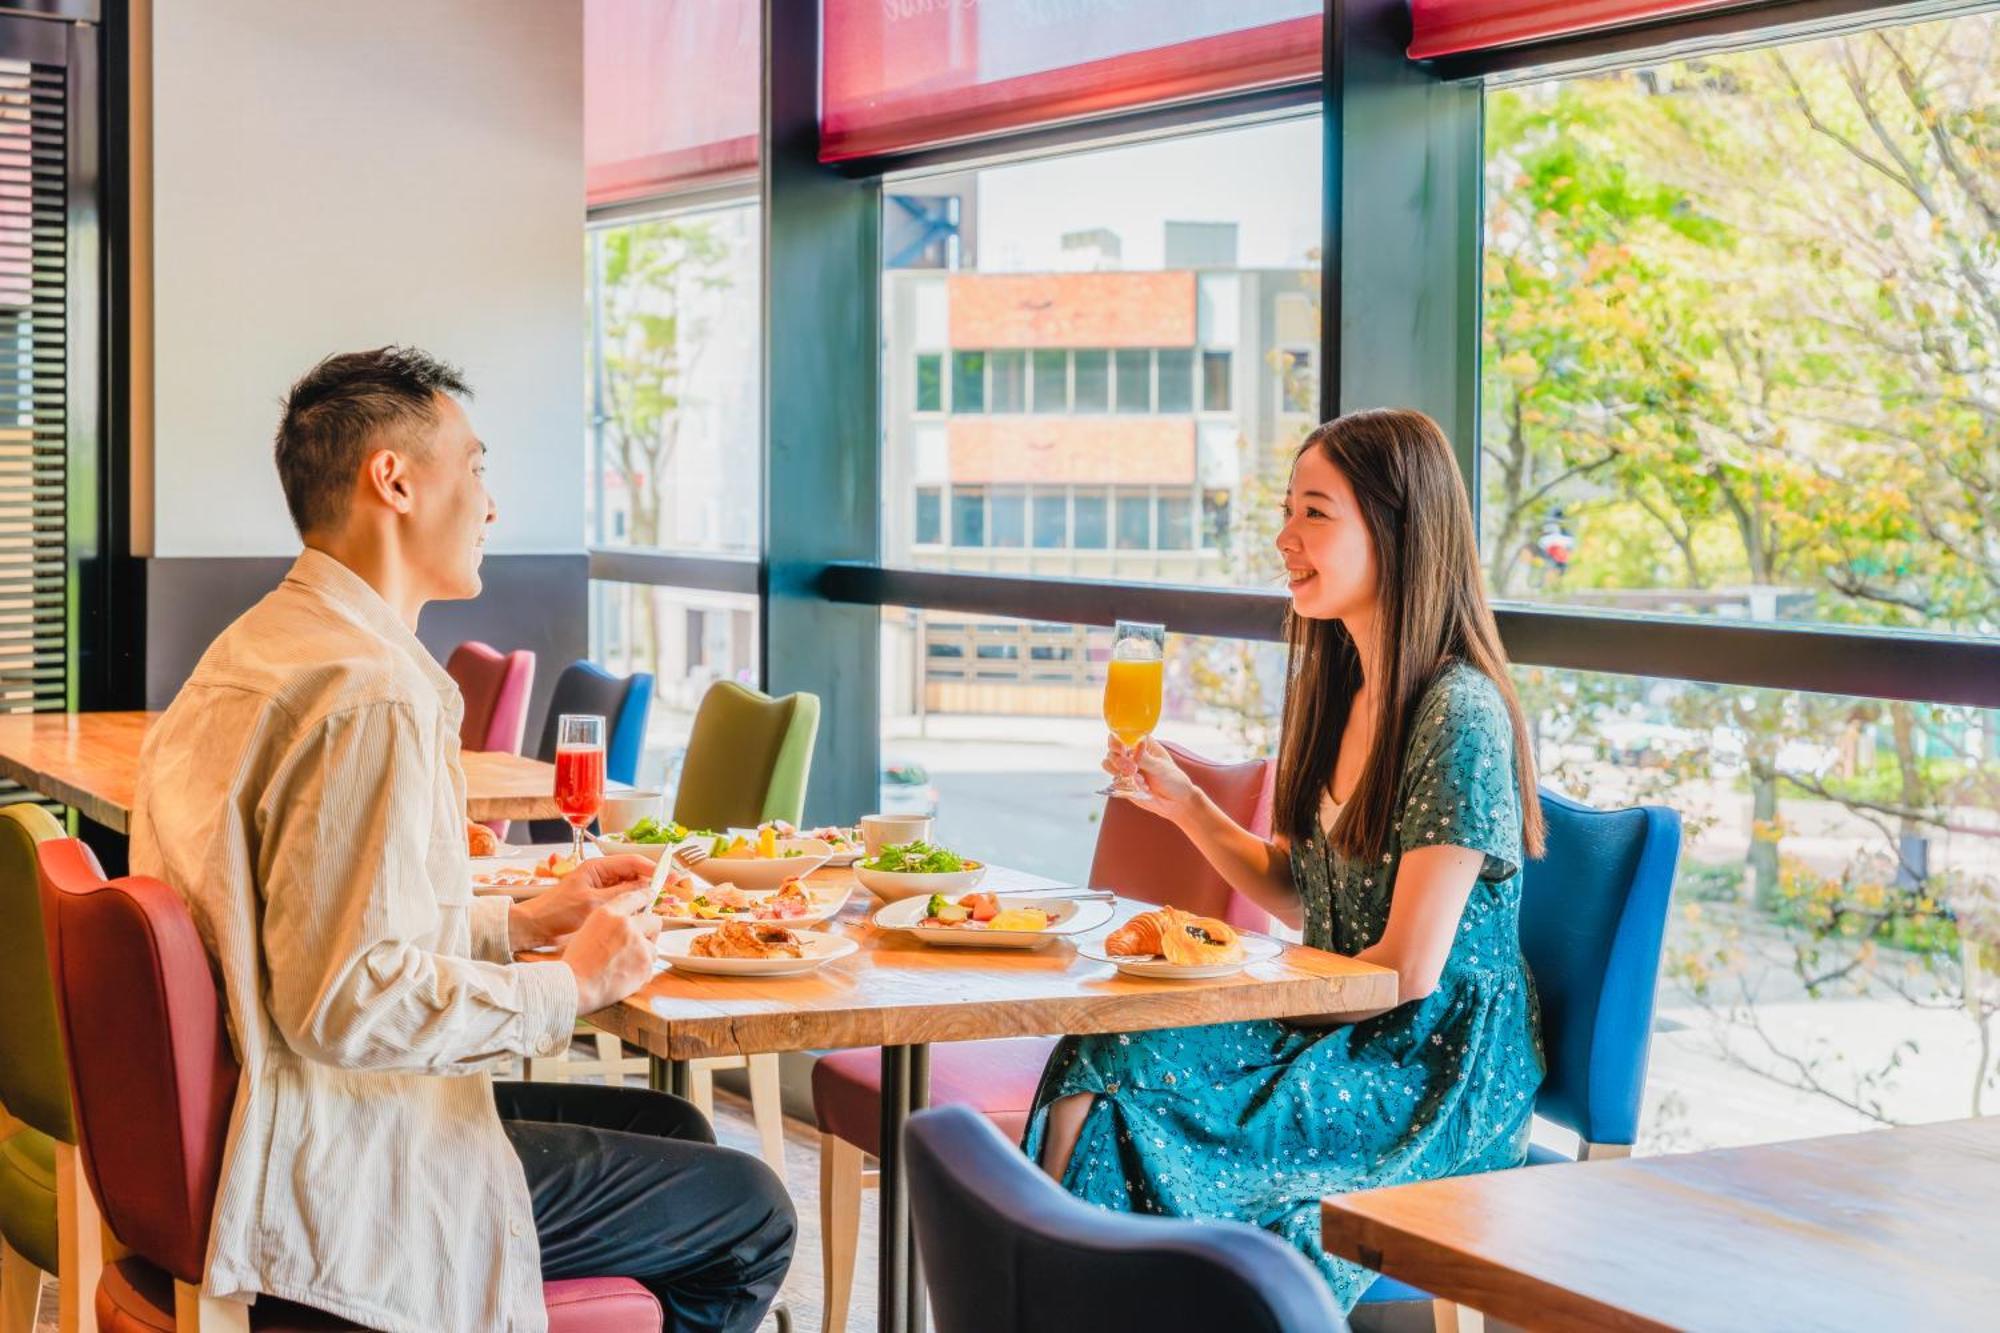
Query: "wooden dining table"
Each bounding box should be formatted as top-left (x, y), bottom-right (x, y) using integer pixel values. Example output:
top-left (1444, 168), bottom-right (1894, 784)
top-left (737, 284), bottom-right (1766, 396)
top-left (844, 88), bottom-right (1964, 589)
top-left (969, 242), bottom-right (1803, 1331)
top-left (1320, 1115), bottom-right (2000, 1331)
top-left (583, 859), bottom-right (1400, 1333)
top-left (0, 709), bottom-right (585, 829)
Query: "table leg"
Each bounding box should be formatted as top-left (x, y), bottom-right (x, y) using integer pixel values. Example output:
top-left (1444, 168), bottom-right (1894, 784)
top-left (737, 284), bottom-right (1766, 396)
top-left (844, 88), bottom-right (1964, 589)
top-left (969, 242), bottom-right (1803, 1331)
top-left (649, 1054), bottom-right (691, 1099)
top-left (906, 1043), bottom-right (930, 1333)
top-left (877, 1045), bottom-right (910, 1333)
top-left (877, 1043), bottom-right (933, 1333)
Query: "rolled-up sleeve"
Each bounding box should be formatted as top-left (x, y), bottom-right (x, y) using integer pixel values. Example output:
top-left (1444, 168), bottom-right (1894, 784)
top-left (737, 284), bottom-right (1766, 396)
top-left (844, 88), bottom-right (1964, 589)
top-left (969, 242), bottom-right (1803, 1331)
top-left (468, 894), bottom-right (516, 963)
top-left (257, 703), bottom-right (577, 1071)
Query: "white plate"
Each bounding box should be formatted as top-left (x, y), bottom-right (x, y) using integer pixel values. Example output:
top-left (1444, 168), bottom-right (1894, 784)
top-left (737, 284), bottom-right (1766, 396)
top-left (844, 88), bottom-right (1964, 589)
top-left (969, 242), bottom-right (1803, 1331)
top-left (657, 928), bottom-right (858, 977)
top-left (689, 838), bottom-right (835, 892)
top-left (871, 895), bottom-right (1113, 949)
top-left (469, 846), bottom-right (578, 899)
top-left (853, 863), bottom-right (987, 903)
top-left (653, 882), bottom-right (853, 929)
top-left (1077, 933), bottom-right (1285, 979)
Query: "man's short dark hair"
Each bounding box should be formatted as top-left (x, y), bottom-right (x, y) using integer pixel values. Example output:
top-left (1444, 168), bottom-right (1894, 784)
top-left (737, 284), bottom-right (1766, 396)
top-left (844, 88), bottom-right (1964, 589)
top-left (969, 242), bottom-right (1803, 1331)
top-left (274, 346), bottom-right (472, 536)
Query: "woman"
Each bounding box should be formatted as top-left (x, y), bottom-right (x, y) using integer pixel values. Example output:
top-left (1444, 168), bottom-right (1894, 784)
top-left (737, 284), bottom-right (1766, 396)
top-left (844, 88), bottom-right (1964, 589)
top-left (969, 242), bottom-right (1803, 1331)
top-left (1026, 408), bottom-right (1546, 1308)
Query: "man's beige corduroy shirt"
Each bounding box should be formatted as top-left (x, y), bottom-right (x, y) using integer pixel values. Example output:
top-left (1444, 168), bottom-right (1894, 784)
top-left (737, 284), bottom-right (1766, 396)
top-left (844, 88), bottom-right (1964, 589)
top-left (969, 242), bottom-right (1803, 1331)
top-left (132, 548), bottom-right (579, 1332)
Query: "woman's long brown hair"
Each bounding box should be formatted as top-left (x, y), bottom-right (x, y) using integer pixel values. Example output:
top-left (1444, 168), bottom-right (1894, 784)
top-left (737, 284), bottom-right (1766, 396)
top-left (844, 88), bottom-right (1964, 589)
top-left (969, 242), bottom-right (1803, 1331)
top-left (1274, 409), bottom-right (1545, 862)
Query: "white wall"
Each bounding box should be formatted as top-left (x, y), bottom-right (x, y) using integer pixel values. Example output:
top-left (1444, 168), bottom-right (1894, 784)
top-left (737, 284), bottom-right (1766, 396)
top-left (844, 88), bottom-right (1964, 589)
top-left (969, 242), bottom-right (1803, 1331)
top-left (147, 0), bottom-right (584, 557)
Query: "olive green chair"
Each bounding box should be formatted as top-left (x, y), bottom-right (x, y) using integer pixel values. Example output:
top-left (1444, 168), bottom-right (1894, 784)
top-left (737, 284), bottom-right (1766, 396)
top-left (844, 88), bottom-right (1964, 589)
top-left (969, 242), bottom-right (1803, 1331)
top-left (669, 683), bottom-right (821, 1171)
top-left (0, 802), bottom-right (103, 1333)
top-left (670, 682), bottom-right (821, 833)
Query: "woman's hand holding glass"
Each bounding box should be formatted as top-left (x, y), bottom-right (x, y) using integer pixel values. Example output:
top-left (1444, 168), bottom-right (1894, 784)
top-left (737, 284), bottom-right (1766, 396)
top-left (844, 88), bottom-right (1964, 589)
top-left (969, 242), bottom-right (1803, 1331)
top-left (1102, 736), bottom-right (1203, 825)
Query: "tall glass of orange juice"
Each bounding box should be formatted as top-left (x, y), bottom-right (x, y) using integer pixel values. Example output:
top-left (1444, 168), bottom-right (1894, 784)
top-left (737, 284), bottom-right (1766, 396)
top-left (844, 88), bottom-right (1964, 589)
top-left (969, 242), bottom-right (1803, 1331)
top-left (1098, 620), bottom-right (1166, 797)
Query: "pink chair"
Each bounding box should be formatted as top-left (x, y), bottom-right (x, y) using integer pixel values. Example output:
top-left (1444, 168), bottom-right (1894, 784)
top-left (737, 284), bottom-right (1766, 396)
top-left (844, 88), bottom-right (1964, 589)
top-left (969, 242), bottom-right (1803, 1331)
top-left (36, 838), bottom-right (660, 1332)
top-left (811, 743), bottom-right (1277, 1333)
top-left (445, 640), bottom-right (536, 755)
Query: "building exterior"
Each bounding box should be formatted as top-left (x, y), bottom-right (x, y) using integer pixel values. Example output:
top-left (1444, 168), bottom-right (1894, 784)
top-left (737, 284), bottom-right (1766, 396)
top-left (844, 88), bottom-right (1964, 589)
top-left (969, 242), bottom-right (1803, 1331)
top-left (881, 236), bottom-right (1317, 717)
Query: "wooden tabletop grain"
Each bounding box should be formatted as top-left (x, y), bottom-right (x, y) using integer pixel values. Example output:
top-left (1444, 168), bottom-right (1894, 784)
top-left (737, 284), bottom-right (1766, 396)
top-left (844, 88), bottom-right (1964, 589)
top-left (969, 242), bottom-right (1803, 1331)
top-left (1320, 1115), bottom-right (2000, 1332)
top-left (0, 710), bottom-right (579, 829)
top-left (587, 862), bottom-right (1400, 1060)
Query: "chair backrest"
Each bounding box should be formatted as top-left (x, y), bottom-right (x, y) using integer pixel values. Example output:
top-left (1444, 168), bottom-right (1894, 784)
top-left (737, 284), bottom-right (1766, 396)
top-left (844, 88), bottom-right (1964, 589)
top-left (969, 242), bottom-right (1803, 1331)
top-left (670, 681), bottom-right (821, 832)
top-left (527, 661), bottom-right (655, 841)
top-left (533, 660), bottom-right (654, 785)
top-left (1519, 788), bottom-right (1682, 1148)
top-left (1087, 741), bottom-right (1274, 932)
top-left (38, 838), bottom-right (239, 1286)
top-left (0, 802), bottom-right (74, 1142)
top-left (906, 1104), bottom-right (1346, 1333)
top-left (445, 639), bottom-right (536, 755)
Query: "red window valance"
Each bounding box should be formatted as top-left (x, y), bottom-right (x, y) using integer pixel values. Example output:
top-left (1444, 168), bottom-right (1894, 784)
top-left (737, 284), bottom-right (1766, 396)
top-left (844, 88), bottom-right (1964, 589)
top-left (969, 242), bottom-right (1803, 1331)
top-left (585, 0), bottom-right (759, 207)
top-left (820, 0), bottom-right (1321, 164)
top-left (1408, 0), bottom-right (1753, 60)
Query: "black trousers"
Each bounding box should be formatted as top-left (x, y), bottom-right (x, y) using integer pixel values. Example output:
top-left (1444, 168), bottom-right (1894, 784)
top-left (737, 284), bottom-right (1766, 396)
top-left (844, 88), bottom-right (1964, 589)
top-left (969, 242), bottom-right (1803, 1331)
top-left (494, 1080), bottom-right (796, 1333)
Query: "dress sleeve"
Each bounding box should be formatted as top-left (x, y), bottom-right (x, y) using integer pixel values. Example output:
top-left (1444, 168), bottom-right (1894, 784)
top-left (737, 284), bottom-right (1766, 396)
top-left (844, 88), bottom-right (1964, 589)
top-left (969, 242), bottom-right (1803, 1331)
top-left (1396, 672), bottom-right (1523, 882)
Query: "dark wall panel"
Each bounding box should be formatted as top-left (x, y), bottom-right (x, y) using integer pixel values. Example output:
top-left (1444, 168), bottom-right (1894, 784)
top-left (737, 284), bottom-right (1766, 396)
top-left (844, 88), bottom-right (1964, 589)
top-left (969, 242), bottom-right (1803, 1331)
top-left (144, 554), bottom-right (588, 741)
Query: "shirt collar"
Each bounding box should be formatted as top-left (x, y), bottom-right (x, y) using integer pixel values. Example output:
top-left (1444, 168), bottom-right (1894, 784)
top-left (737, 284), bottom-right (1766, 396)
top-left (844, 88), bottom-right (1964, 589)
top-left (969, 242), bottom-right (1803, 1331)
top-left (283, 547), bottom-right (458, 699)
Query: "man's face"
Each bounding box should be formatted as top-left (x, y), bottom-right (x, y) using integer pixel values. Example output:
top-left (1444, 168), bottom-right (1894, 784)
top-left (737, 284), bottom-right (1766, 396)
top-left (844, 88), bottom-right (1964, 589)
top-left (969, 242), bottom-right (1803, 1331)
top-left (403, 394), bottom-right (495, 601)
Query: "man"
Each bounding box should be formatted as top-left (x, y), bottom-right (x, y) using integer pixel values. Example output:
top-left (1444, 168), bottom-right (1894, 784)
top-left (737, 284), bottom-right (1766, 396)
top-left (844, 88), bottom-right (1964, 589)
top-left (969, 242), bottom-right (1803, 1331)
top-left (132, 347), bottom-right (794, 1332)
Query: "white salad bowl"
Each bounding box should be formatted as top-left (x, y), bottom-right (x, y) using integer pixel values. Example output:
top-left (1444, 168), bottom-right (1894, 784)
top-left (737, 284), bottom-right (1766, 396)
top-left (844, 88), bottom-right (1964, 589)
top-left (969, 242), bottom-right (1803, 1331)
top-left (852, 863), bottom-right (986, 904)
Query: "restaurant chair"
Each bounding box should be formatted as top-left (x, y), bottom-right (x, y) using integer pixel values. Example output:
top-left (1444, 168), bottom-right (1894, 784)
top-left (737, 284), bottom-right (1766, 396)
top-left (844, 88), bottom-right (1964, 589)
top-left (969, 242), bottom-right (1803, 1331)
top-left (660, 681), bottom-right (823, 1175)
top-left (36, 838), bottom-right (663, 1332)
top-left (519, 663), bottom-right (661, 1089)
top-left (813, 744), bottom-right (1273, 1333)
top-left (669, 681), bottom-right (820, 833)
top-left (0, 803), bottom-right (102, 1333)
top-left (446, 640), bottom-right (537, 842)
top-left (1357, 787), bottom-right (1681, 1331)
top-left (445, 640), bottom-right (537, 756)
top-left (906, 1104), bottom-right (1347, 1333)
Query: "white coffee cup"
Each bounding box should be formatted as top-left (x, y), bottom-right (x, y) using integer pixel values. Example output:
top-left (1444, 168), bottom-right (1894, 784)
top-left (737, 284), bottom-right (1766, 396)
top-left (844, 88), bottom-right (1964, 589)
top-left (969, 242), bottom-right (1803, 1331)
top-left (598, 790), bottom-right (665, 836)
top-left (860, 813), bottom-right (932, 856)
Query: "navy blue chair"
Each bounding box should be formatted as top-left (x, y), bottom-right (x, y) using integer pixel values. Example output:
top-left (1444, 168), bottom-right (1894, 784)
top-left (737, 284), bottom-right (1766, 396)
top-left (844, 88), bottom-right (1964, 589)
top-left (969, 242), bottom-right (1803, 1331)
top-left (1358, 787), bottom-right (1682, 1323)
top-left (521, 660), bottom-right (655, 844)
top-left (906, 1104), bottom-right (1346, 1333)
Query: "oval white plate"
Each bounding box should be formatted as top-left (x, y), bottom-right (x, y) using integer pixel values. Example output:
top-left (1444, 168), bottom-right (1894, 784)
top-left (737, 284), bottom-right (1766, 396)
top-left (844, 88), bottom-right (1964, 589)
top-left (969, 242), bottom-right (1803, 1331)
top-left (853, 863), bottom-right (987, 903)
top-left (653, 882), bottom-right (853, 930)
top-left (871, 895), bottom-right (1113, 949)
top-left (1077, 933), bottom-right (1284, 979)
top-left (657, 927), bottom-right (859, 977)
top-left (689, 838), bottom-right (834, 892)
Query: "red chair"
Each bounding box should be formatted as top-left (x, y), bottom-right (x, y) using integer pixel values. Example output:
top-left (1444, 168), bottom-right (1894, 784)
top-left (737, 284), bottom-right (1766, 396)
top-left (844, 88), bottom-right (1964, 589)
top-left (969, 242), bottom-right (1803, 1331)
top-left (445, 640), bottom-right (536, 755)
top-left (811, 743), bottom-right (1277, 1333)
top-left (36, 838), bottom-right (660, 1332)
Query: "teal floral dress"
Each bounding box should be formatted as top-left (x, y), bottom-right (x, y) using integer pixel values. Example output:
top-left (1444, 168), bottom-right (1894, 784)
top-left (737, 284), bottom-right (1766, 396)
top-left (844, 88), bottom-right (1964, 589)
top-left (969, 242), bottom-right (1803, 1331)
top-left (1023, 663), bottom-right (1544, 1309)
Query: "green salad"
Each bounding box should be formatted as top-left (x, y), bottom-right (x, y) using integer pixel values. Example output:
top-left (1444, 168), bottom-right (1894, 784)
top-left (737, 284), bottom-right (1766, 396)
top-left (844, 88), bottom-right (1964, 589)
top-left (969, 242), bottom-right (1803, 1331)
top-left (620, 817), bottom-right (711, 845)
top-left (862, 840), bottom-right (976, 874)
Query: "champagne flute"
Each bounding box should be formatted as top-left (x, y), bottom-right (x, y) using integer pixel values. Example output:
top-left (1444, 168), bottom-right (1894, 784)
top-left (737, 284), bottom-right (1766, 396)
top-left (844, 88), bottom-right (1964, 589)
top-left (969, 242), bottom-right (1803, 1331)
top-left (553, 714), bottom-right (606, 864)
top-left (1097, 621), bottom-right (1166, 798)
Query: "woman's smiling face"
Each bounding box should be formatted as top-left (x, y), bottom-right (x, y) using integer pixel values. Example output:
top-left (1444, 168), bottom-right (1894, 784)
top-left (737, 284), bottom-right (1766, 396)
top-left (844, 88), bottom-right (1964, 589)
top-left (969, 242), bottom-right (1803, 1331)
top-left (1275, 445), bottom-right (1378, 621)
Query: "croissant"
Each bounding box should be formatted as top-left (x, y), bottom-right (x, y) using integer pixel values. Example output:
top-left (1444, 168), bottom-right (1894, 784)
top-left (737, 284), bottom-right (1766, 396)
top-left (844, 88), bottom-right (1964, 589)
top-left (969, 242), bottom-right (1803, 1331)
top-left (691, 920), bottom-right (805, 959)
top-left (1106, 907), bottom-right (1244, 964)
top-left (1105, 910), bottom-right (1165, 957)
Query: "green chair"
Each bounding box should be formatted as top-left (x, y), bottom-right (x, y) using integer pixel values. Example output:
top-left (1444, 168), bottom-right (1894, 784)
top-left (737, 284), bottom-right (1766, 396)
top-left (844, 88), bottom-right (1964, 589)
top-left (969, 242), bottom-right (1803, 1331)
top-left (670, 681), bottom-right (821, 833)
top-left (0, 802), bottom-right (103, 1333)
top-left (672, 683), bottom-right (821, 1172)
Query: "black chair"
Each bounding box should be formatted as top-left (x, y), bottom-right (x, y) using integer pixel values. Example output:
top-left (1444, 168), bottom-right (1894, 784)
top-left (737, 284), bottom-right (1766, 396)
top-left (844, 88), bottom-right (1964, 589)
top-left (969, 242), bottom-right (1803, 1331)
top-left (520, 660), bottom-right (654, 844)
top-left (904, 1104), bottom-right (1346, 1333)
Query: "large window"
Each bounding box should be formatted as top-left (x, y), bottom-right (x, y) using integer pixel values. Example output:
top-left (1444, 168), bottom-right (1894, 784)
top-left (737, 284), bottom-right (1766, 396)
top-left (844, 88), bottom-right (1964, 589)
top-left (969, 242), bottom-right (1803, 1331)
top-left (589, 583), bottom-right (760, 787)
top-left (1483, 10), bottom-right (1999, 643)
top-left (585, 202), bottom-right (760, 556)
top-left (880, 117), bottom-right (1323, 588)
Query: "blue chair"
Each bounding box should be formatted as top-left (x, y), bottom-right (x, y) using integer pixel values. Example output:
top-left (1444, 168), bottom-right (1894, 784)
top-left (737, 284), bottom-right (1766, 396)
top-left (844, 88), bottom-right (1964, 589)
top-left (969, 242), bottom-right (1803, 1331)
top-left (521, 660), bottom-right (654, 844)
top-left (905, 1104), bottom-right (1347, 1333)
top-left (1357, 787), bottom-right (1682, 1323)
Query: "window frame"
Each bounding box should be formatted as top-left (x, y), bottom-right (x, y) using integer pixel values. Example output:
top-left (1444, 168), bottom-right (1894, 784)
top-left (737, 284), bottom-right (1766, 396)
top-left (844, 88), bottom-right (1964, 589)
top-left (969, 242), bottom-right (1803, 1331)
top-left (730, 0), bottom-right (2000, 826)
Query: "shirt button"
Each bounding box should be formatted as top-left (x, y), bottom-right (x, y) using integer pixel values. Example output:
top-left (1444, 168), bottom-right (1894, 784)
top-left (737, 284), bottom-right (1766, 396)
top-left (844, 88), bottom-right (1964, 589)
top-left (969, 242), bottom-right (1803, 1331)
top-left (509, 1217), bottom-right (527, 1238)
top-left (534, 1035), bottom-right (557, 1056)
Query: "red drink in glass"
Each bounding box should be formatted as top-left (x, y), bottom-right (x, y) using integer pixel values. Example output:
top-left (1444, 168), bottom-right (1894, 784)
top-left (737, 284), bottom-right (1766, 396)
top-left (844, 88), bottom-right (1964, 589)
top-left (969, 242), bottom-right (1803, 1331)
top-left (554, 745), bottom-right (606, 828)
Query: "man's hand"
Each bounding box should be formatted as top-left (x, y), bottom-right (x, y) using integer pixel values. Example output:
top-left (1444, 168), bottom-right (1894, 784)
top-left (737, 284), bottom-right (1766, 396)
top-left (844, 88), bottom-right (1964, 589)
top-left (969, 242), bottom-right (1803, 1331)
top-left (561, 888), bottom-right (664, 1013)
top-left (508, 854), bottom-right (657, 951)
